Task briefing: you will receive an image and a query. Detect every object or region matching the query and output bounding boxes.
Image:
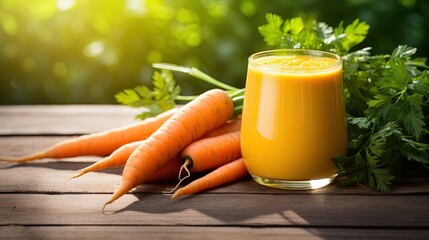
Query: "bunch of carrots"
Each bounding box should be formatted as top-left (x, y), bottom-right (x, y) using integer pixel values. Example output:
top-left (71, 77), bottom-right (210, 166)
top-left (0, 64), bottom-right (250, 208)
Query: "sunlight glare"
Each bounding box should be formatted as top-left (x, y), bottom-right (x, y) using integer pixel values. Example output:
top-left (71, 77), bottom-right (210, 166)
top-left (84, 41), bottom-right (104, 57)
top-left (309, 178), bottom-right (333, 189)
top-left (57, 0), bottom-right (75, 11)
top-left (125, 0), bottom-right (146, 15)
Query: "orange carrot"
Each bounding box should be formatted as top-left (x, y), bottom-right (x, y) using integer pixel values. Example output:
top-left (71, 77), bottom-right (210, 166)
top-left (105, 89), bottom-right (234, 206)
top-left (69, 154), bottom-right (181, 183)
top-left (0, 108), bottom-right (177, 163)
top-left (201, 118), bottom-right (241, 138)
top-left (69, 119), bottom-right (240, 180)
top-left (69, 141), bottom-right (181, 182)
top-left (145, 156), bottom-right (182, 183)
top-left (171, 158), bottom-right (248, 200)
top-left (68, 140), bottom-right (144, 179)
top-left (180, 131), bottom-right (241, 172)
top-left (169, 130), bottom-right (241, 193)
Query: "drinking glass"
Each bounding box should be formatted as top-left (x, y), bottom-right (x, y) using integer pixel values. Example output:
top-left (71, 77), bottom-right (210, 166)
top-left (240, 49), bottom-right (348, 190)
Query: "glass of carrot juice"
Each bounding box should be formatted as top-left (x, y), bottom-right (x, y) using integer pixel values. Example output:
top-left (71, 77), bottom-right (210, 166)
top-left (240, 49), bottom-right (348, 190)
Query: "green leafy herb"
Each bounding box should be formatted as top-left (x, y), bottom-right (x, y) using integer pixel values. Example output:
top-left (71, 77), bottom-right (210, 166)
top-left (115, 70), bottom-right (181, 119)
top-left (115, 64), bottom-right (244, 119)
top-left (258, 14), bottom-right (369, 55)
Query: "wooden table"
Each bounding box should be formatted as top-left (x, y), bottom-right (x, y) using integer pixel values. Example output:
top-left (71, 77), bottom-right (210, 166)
top-left (1, 105), bottom-right (428, 239)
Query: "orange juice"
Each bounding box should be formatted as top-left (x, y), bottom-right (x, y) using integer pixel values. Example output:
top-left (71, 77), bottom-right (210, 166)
top-left (240, 49), bottom-right (347, 189)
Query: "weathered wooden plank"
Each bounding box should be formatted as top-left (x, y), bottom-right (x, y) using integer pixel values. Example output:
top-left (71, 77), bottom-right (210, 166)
top-left (1, 194), bottom-right (428, 227)
top-left (0, 105), bottom-right (140, 135)
top-left (0, 136), bottom-right (75, 158)
top-left (1, 160), bottom-right (429, 195)
top-left (1, 226), bottom-right (428, 240)
top-left (1, 137), bottom-right (428, 195)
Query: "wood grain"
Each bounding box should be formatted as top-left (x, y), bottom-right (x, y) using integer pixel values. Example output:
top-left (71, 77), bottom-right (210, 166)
top-left (1, 194), bottom-right (428, 227)
top-left (1, 105), bottom-right (428, 239)
top-left (0, 105), bottom-right (140, 135)
top-left (1, 137), bottom-right (428, 195)
top-left (2, 226), bottom-right (428, 240)
top-left (1, 160), bottom-right (429, 195)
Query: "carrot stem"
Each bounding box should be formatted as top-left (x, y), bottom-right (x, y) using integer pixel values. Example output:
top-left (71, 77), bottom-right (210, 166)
top-left (152, 63), bottom-right (245, 118)
top-left (152, 63), bottom-right (239, 91)
top-left (176, 95), bottom-right (199, 101)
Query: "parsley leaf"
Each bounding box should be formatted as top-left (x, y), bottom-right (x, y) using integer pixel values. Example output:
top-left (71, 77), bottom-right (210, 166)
top-left (366, 57), bottom-right (426, 140)
top-left (258, 14), bottom-right (369, 55)
top-left (334, 121), bottom-right (400, 192)
top-left (341, 19), bottom-right (370, 53)
top-left (414, 70), bottom-right (429, 96)
top-left (380, 58), bottom-right (410, 91)
top-left (258, 13), bottom-right (285, 47)
top-left (404, 93), bottom-right (425, 139)
top-left (115, 70), bottom-right (181, 119)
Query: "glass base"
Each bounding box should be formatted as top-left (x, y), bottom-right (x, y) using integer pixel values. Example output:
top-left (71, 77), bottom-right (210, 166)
top-left (251, 174), bottom-right (337, 190)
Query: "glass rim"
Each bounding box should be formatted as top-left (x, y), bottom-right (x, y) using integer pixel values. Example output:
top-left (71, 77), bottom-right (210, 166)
top-left (248, 49), bottom-right (342, 73)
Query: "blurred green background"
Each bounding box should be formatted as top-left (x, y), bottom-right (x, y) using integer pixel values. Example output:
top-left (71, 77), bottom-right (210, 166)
top-left (1, 0), bottom-right (428, 104)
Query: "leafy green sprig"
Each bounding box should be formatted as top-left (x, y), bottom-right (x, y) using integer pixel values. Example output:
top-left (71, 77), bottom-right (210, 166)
top-left (258, 13), bottom-right (429, 191)
top-left (258, 14), bottom-right (369, 56)
top-left (115, 70), bottom-right (181, 119)
top-left (115, 63), bottom-right (244, 120)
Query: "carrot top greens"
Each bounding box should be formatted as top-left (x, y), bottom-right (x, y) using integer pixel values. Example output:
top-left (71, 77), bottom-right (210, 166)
top-left (116, 14), bottom-right (429, 192)
top-left (115, 63), bottom-right (244, 119)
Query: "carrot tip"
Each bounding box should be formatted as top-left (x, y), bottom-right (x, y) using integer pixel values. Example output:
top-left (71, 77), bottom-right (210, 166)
top-left (105, 198), bottom-right (115, 206)
top-left (101, 199), bottom-right (115, 215)
top-left (63, 177), bottom-right (72, 186)
top-left (170, 193), bottom-right (179, 200)
top-left (104, 189), bottom-right (123, 208)
top-left (0, 158), bottom-right (27, 164)
top-left (69, 169), bottom-right (86, 180)
top-left (102, 202), bottom-right (109, 215)
top-left (170, 189), bottom-right (187, 200)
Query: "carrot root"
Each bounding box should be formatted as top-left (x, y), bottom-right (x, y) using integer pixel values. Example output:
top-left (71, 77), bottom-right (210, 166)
top-left (166, 158), bottom-right (191, 194)
top-left (171, 158), bottom-right (248, 200)
top-left (0, 152), bottom-right (49, 163)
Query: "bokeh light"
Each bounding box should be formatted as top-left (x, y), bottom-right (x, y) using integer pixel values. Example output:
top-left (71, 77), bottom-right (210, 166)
top-left (0, 0), bottom-right (427, 104)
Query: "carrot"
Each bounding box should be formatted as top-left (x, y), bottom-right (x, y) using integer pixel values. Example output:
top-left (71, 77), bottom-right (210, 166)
top-left (69, 119), bottom-right (240, 180)
top-left (180, 131), bottom-right (241, 172)
top-left (68, 140), bottom-right (144, 180)
top-left (105, 89), bottom-right (234, 206)
top-left (0, 108), bottom-right (177, 163)
top-left (68, 140), bottom-right (181, 182)
top-left (171, 158), bottom-right (248, 200)
top-left (201, 118), bottom-right (241, 138)
top-left (169, 130), bottom-right (241, 193)
top-left (68, 154), bottom-right (181, 184)
top-left (145, 156), bottom-right (182, 183)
